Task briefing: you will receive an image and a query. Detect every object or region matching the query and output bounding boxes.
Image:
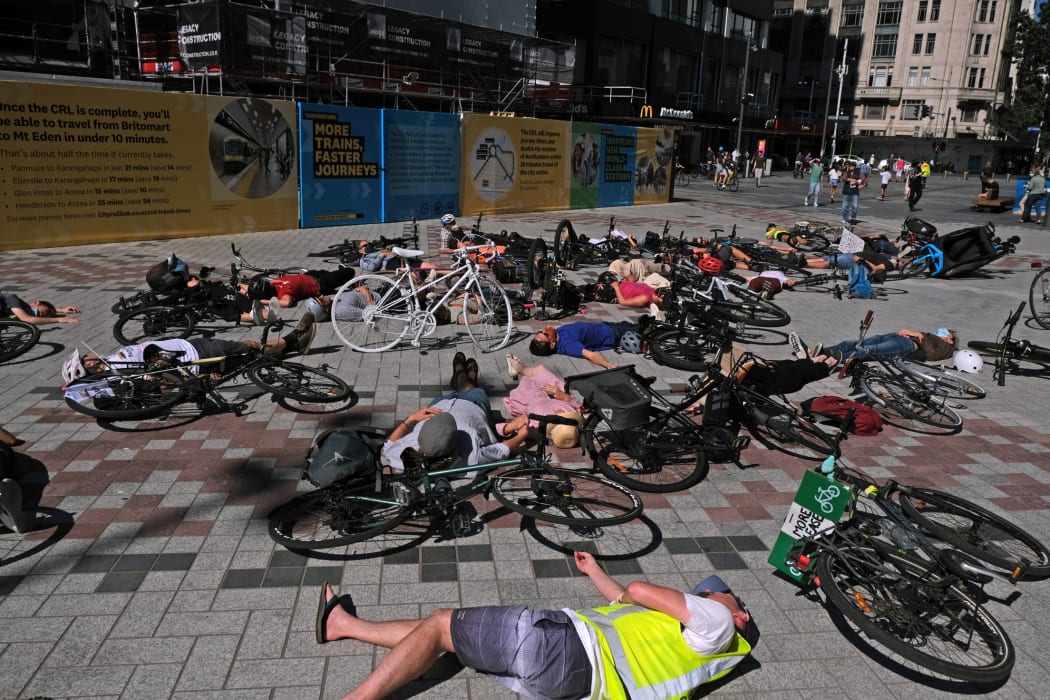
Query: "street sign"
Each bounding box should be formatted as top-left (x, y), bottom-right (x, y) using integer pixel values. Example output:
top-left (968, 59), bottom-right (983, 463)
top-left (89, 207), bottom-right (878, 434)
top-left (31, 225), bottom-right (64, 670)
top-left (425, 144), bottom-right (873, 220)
top-left (1028, 126), bottom-right (1042, 132)
top-left (826, 116), bottom-right (849, 122)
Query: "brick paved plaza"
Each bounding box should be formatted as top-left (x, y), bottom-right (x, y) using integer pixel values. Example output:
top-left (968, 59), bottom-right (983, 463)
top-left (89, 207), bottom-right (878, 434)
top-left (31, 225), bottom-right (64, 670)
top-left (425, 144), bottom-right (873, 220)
top-left (2, 174), bottom-right (1049, 698)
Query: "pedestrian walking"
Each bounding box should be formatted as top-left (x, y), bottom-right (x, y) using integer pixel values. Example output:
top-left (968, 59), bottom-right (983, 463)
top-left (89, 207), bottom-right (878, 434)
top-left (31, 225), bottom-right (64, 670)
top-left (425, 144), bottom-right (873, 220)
top-left (752, 152), bottom-right (764, 188)
top-left (878, 166), bottom-right (891, 201)
top-left (827, 161), bottom-right (841, 202)
top-left (803, 157), bottom-right (823, 207)
top-left (1021, 166), bottom-right (1047, 224)
top-left (907, 161), bottom-right (925, 211)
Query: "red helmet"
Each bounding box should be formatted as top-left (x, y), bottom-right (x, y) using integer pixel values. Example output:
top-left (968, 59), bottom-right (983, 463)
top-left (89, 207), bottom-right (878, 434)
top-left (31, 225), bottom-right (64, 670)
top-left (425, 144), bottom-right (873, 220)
top-left (698, 256), bottom-right (724, 275)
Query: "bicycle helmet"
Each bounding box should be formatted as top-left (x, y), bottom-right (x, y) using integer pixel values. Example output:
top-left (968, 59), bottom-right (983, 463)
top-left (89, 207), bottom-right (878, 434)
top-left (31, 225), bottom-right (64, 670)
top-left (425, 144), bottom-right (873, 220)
top-left (440, 214), bottom-right (456, 226)
top-left (952, 349), bottom-right (983, 374)
top-left (698, 256), bottom-right (724, 275)
top-left (247, 275), bottom-right (275, 300)
top-left (62, 348), bottom-right (87, 384)
top-left (619, 330), bottom-right (644, 353)
top-left (597, 271), bottom-right (619, 285)
top-left (303, 297), bottom-right (329, 323)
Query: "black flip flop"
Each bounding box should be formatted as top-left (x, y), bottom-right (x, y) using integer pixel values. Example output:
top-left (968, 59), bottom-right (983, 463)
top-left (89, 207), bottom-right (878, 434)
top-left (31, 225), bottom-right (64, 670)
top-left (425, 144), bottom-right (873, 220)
top-left (315, 580), bottom-right (341, 645)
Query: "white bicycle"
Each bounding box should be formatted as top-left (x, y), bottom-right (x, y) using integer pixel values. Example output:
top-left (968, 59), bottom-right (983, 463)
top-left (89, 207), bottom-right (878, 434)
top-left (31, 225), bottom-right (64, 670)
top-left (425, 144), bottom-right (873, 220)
top-left (331, 244), bottom-right (513, 353)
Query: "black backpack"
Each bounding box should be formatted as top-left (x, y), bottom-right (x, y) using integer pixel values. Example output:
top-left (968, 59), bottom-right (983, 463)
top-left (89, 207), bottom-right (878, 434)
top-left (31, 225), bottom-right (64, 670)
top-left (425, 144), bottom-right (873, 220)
top-left (543, 280), bottom-right (581, 311)
top-left (305, 428), bottom-right (384, 487)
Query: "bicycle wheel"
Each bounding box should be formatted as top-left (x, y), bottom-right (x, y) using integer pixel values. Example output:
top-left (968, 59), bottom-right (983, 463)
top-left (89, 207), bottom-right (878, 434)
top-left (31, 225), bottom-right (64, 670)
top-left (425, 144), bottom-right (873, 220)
top-left (860, 370), bottom-right (963, 431)
top-left (1029, 267), bottom-right (1050, 330)
top-left (898, 487), bottom-right (1050, 580)
top-left (898, 361), bottom-right (986, 400)
top-left (817, 544), bottom-right (1014, 683)
top-left (896, 255), bottom-right (932, 279)
top-left (113, 305), bottom-right (195, 345)
top-left (648, 328), bottom-right (720, 371)
top-left (246, 360), bottom-right (351, 403)
top-left (491, 467), bottom-right (642, 526)
top-left (675, 169), bottom-right (690, 188)
top-left (268, 479), bottom-right (414, 549)
top-left (727, 175), bottom-right (739, 192)
top-left (553, 219), bottom-right (578, 267)
top-left (582, 411), bottom-right (710, 492)
top-left (968, 340), bottom-right (1050, 364)
top-left (0, 320), bottom-right (40, 363)
top-left (64, 371), bottom-right (189, 420)
top-left (735, 387), bottom-right (838, 456)
top-left (712, 284), bottom-right (791, 327)
top-left (331, 275), bottom-right (413, 353)
top-left (526, 237), bottom-right (548, 290)
top-left (790, 231), bottom-right (831, 253)
top-left (461, 277), bottom-right (513, 352)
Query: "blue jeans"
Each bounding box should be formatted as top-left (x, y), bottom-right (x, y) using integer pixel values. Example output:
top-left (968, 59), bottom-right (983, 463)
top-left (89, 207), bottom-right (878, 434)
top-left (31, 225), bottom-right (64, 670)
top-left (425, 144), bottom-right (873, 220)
top-left (807, 182), bottom-right (820, 199)
top-left (430, 387), bottom-right (492, 418)
top-left (821, 252), bottom-right (854, 269)
top-left (1022, 192), bottom-right (1046, 222)
top-left (822, 332), bottom-right (917, 361)
top-left (841, 194), bottom-right (859, 223)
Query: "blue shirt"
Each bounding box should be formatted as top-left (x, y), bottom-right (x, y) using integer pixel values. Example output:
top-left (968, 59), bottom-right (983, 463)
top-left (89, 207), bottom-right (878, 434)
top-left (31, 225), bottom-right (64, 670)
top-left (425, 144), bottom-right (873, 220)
top-left (556, 322), bottom-right (617, 358)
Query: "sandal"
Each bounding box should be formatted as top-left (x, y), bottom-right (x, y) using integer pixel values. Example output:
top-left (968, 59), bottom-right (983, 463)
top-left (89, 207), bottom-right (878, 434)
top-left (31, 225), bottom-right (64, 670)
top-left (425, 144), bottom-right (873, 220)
top-left (315, 580), bottom-right (341, 645)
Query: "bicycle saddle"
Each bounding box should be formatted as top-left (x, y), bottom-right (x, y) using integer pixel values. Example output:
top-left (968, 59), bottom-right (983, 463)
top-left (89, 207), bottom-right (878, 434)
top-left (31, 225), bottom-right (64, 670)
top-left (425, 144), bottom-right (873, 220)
top-left (391, 246), bottom-right (424, 258)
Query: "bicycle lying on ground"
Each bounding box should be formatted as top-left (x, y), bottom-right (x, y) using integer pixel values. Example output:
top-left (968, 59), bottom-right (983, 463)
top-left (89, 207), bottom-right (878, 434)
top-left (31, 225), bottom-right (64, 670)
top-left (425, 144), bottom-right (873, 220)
top-left (64, 322), bottom-right (351, 421)
top-left (565, 349), bottom-right (838, 493)
top-left (777, 431), bottom-right (1049, 683)
top-left (838, 311), bottom-right (968, 431)
top-left (110, 244), bottom-right (309, 344)
top-left (1028, 262), bottom-right (1050, 330)
top-left (968, 301), bottom-right (1050, 386)
top-left (306, 219), bottom-right (420, 266)
top-left (667, 257), bottom-right (791, 327)
top-left (0, 319), bottom-right (40, 363)
top-left (267, 413), bottom-right (644, 550)
top-left (553, 217), bottom-right (632, 268)
top-left (331, 242), bottom-right (512, 353)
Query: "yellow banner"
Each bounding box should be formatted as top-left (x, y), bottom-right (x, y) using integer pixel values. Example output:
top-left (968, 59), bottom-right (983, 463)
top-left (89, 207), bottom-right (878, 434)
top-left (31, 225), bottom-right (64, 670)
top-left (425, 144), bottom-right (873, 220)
top-left (0, 81), bottom-right (298, 250)
top-left (460, 114), bottom-right (570, 216)
top-left (633, 126), bottom-right (675, 205)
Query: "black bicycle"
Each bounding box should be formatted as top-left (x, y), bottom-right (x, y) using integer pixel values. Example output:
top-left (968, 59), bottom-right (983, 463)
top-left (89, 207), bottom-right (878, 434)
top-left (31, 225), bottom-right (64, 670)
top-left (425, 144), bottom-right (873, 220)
top-left (553, 217), bottom-right (631, 268)
top-left (267, 413), bottom-right (644, 550)
top-left (0, 319), bottom-right (40, 363)
top-left (968, 301), bottom-right (1050, 386)
top-left (307, 219), bottom-right (420, 266)
top-left (1029, 262), bottom-right (1050, 330)
top-left (65, 324), bottom-right (350, 421)
top-left (782, 453), bottom-right (1049, 682)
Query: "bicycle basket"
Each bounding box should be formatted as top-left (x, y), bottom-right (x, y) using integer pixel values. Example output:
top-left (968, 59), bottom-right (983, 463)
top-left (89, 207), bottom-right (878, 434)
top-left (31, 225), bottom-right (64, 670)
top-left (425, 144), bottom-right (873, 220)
top-left (565, 365), bottom-right (652, 429)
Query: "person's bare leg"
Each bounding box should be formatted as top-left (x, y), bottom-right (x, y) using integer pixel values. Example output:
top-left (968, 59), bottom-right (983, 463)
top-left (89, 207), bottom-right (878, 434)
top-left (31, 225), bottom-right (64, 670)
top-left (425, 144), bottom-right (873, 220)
top-left (324, 584), bottom-right (423, 647)
top-left (338, 608), bottom-right (456, 700)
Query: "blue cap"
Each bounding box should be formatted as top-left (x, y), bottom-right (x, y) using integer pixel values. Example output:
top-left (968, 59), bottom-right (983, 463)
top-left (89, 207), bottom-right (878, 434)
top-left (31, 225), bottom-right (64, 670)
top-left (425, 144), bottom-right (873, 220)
top-left (935, 327), bottom-right (951, 338)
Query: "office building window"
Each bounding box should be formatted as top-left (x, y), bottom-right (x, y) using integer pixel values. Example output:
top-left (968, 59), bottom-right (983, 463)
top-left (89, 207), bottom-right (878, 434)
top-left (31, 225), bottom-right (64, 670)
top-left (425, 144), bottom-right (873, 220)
top-left (977, 0), bottom-right (997, 22)
top-left (863, 104), bottom-right (888, 119)
top-left (920, 66), bottom-right (931, 86)
top-left (913, 34), bottom-right (923, 54)
top-left (925, 34), bottom-right (936, 54)
top-left (841, 3), bottom-right (864, 27)
top-left (960, 107), bottom-right (979, 123)
top-left (597, 36), bottom-right (646, 86)
top-left (654, 48), bottom-right (696, 94)
top-left (901, 100), bottom-right (924, 120)
top-left (876, 0), bottom-right (902, 25)
top-left (917, 0), bottom-right (927, 21)
top-left (872, 33), bottom-right (898, 59)
top-left (868, 65), bottom-right (894, 87)
top-left (930, 0), bottom-right (941, 20)
top-left (907, 66), bottom-right (918, 86)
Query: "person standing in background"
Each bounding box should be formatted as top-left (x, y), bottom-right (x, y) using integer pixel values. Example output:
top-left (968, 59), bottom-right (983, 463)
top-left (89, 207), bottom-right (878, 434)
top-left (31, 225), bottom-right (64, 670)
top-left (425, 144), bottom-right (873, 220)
top-left (803, 157), bottom-right (823, 207)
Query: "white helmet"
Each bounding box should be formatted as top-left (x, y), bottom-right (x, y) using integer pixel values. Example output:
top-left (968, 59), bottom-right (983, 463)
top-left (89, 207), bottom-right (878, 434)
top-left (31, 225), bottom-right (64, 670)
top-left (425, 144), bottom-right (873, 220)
top-left (440, 214), bottom-right (456, 226)
top-left (619, 330), bottom-right (644, 354)
top-left (62, 348), bottom-right (87, 384)
top-left (303, 297), bottom-right (329, 323)
top-left (952, 349), bottom-right (983, 374)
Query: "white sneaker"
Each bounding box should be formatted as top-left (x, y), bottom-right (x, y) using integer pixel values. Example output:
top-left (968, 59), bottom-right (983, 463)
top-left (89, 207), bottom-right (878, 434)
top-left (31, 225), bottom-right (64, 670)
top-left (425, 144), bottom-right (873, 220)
top-left (803, 198), bottom-right (809, 206)
top-left (251, 300), bottom-right (266, 326)
top-left (788, 331), bottom-right (809, 360)
top-left (649, 302), bottom-right (665, 322)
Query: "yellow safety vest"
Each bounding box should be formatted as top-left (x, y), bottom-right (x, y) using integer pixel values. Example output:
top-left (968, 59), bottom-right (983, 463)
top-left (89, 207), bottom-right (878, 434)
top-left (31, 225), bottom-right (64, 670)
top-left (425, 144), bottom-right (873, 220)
top-left (575, 604), bottom-right (751, 700)
top-left (766, 227), bottom-right (789, 240)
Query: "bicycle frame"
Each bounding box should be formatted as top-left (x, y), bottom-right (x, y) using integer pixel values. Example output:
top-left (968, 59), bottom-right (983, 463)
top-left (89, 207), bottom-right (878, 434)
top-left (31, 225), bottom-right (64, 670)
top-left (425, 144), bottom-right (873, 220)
top-left (373, 246), bottom-right (492, 347)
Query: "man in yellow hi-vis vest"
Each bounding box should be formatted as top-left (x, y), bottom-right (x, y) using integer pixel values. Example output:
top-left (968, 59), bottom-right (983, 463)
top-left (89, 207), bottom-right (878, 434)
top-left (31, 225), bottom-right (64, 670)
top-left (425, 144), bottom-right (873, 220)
top-left (315, 551), bottom-right (758, 700)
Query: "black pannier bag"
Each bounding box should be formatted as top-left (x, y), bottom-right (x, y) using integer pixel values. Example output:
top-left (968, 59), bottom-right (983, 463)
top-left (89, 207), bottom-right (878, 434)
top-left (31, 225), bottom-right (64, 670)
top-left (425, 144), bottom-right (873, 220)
top-left (565, 366), bottom-right (652, 429)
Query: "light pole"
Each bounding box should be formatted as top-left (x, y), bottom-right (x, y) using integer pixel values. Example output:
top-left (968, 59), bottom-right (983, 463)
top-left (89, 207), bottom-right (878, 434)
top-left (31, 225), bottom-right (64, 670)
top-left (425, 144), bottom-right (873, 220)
top-left (829, 39), bottom-right (849, 161)
top-left (735, 33), bottom-right (756, 158)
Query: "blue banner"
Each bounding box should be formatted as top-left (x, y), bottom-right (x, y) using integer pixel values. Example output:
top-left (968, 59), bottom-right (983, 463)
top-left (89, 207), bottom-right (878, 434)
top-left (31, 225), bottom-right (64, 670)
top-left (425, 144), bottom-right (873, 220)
top-left (598, 124), bottom-right (638, 207)
top-left (383, 110), bottom-right (461, 221)
top-left (298, 104), bottom-right (384, 227)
